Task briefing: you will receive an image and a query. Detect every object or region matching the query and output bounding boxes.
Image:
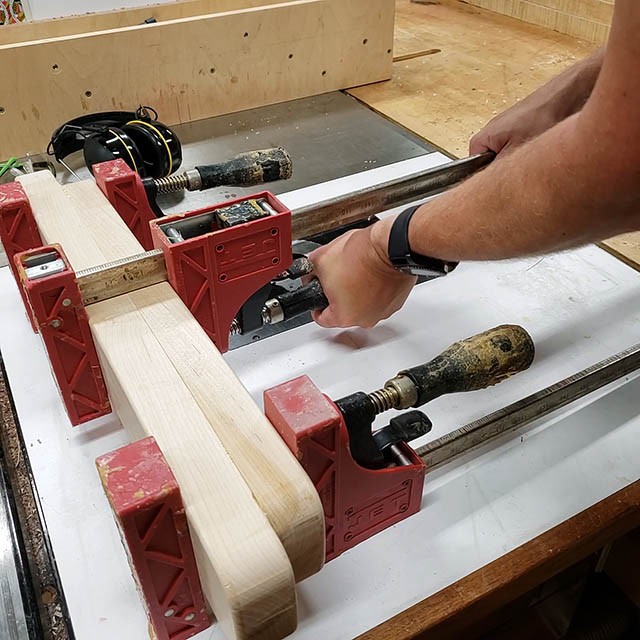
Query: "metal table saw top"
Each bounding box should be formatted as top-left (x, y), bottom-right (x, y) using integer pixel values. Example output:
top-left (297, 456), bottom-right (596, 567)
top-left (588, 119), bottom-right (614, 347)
top-left (2, 96), bottom-right (640, 640)
top-left (0, 91), bottom-right (437, 270)
top-left (55, 91), bottom-right (440, 212)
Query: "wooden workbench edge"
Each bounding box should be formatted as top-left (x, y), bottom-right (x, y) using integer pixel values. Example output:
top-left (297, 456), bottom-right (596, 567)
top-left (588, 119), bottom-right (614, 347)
top-left (357, 479), bottom-right (640, 640)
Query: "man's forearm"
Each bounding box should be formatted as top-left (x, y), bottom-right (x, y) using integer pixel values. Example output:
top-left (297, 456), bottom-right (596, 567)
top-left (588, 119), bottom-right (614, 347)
top-left (398, 4), bottom-right (639, 263)
top-left (372, 106), bottom-right (639, 263)
top-left (309, 2), bottom-right (640, 330)
top-left (545, 48), bottom-right (605, 119)
top-left (387, 50), bottom-right (615, 263)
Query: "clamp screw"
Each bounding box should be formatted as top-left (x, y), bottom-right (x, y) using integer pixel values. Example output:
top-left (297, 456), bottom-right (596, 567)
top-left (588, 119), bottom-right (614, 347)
top-left (185, 613), bottom-right (196, 622)
top-left (164, 608), bottom-right (175, 618)
top-left (62, 298), bottom-right (72, 307)
top-left (229, 318), bottom-right (242, 336)
top-left (368, 375), bottom-right (419, 415)
top-left (50, 319), bottom-right (61, 329)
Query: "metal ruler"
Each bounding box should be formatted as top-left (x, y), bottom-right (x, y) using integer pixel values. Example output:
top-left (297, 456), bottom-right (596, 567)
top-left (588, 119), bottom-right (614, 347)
top-left (76, 250), bottom-right (167, 305)
top-left (419, 342), bottom-right (640, 472)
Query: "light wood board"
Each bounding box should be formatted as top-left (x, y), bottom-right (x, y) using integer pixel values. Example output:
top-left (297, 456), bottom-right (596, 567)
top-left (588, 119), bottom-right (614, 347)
top-left (87, 284), bottom-right (297, 640)
top-left (599, 233), bottom-right (640, 275)
top-left (60, 178), bottom-right (325, 584)
top-left (0, 0), bottom-right (394, 158)
top-left (17, 171), bottom-right (325, 639)
top-left (349, 0), bottom-right (596, 157)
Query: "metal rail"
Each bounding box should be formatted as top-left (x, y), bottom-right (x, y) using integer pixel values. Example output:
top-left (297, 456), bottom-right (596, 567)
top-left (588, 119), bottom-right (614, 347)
top-left (0, 462), bottom-right (29, 640)
top-left (420, 342), bottom-right (640, 472)
top-left (291, 151), bottom-right (494, 239)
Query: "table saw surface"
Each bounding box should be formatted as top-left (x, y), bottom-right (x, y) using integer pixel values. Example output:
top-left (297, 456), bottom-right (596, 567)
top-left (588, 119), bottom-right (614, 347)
top-left (1, 142), bottom-right (640, 638)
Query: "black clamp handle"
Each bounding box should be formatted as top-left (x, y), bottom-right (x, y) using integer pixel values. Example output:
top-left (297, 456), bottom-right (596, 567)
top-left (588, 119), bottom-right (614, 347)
top-left (263, 279), bottom-right (329, 325)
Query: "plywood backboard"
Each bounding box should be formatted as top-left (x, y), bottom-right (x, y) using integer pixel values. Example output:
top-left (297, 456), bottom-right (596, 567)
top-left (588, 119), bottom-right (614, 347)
top-left (0, 0), bottom-right (394, 158)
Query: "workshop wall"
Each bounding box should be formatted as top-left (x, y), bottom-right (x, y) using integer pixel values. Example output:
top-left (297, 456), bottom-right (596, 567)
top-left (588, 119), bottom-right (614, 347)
top-left (29, 0), bottom-right (164, 20)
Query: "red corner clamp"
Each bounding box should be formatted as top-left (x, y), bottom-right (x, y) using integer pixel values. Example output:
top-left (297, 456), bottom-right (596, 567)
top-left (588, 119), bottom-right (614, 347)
top-left (265, 376), bottom-right (428, 561)
top-left (265, 325), bottom-right (535, 560)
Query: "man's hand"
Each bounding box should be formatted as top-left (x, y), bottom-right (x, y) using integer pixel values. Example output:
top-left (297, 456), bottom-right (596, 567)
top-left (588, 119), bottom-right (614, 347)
top-left (469, 94), bottom-right (565, 156)
top-left (309, 219), bottom-right (416, 329)
top-left (470, 48), bottom-right (604, 156)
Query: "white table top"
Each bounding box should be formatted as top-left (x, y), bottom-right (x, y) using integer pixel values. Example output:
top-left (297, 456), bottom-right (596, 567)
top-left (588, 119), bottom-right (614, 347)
top-left (2, 152), bottom-right (640, 640)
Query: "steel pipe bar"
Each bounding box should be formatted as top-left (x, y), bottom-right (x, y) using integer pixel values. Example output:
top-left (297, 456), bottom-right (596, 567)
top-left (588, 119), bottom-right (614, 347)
top-left (291, 151), bottom-right (494, 239)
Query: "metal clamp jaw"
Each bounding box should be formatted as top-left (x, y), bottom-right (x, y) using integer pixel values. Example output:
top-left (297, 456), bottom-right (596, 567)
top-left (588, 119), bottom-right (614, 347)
top-left (334, 392), bottom-right (432, 470)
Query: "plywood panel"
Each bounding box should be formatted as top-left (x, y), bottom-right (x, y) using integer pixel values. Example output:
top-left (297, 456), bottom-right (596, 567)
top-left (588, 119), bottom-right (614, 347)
top-left (600, 233), bottom-right (640, 273)
top-left (0, 0), bottom-right (394, 158)
top-left (349, 0), bottom-right (595, 157)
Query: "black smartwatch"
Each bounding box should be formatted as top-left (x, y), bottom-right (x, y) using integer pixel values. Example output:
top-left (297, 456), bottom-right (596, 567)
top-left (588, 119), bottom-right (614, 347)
top-left (387, 205), bottom-right (458, 278)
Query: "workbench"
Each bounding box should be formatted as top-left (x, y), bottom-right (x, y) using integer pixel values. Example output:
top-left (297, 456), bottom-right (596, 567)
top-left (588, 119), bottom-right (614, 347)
top-left (2, 1), bottom-right (640, 639)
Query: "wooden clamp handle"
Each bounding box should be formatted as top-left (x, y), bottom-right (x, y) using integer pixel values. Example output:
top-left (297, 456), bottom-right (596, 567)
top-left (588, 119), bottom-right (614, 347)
top-left (400, 324), bottom-right (535, 407)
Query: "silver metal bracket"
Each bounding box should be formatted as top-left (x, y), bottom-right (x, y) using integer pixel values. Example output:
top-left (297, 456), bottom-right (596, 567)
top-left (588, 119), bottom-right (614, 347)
top-left (22, 251), bottom-right (66, 281)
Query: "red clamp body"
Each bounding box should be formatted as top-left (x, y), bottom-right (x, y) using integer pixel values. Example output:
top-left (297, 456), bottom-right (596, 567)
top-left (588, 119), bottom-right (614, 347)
top-left (14, 245), bottom-right (111, 425)
top-left (264, 375), bottom-right (426, 561)
top-left (93, 159), bottom-right (157, 251)
top-left (150, 193), bottom-right (292, 353)
top-left (96, 437), bottom-right (211, 640)
top-left (0, 181), bottom-right (44, 331)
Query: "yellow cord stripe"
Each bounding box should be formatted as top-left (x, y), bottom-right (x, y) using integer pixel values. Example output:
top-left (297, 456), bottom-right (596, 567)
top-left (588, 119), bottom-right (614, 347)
top-left (127, 120), bottom-right (173, 176)
top-left (108, 129), bottom-right (138, 173)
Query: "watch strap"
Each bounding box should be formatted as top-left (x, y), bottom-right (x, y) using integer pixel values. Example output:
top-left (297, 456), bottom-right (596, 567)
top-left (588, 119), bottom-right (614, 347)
top-left (388, 205), bottom-right (420, 268)
top-left (387, 205), bottom-right (458, 278)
